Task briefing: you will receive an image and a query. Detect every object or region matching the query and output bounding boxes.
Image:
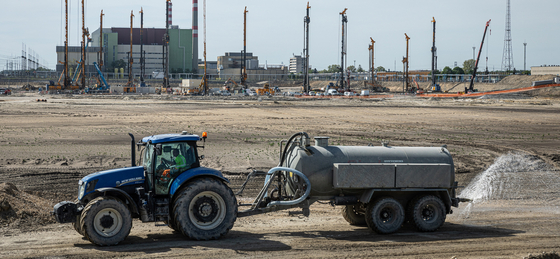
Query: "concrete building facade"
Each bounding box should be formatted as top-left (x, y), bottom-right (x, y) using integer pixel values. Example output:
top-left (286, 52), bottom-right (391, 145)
top-left (289, 55), bottom-right (305, 74)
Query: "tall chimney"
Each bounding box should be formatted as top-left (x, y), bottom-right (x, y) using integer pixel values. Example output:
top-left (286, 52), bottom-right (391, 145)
top-left (168, 1), bottom-right (172, 27)
top-left (192, 0), bottom-right (198, 74)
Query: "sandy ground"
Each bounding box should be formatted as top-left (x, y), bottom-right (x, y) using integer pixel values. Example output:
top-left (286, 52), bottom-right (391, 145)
top-left (1, 87), bottom-right (560, 258)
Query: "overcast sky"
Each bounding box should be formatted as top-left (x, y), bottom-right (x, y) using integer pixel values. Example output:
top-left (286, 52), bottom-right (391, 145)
top-left (1, 0), bottom-right (558, 71)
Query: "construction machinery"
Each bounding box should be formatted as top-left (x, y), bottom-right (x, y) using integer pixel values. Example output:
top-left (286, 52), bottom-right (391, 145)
top-left (467, 19), bottom-right (491, 93)
top-left (223, 77), bottom-right (242, 93)
top-left (85, 62), bottom-right (110, 93)
top-left (339, 8), bottom-right (348, 90)
top-left (302, 2), bottom-right (311, 93)
top-left (256, 82), bottom-right (275, 95)
top-left (429, 17), bottom-right (441, 93)
top-left (54, 131), bottom-right (469, 246)
top-left (404, 33), bottom-right (411, 92)
top-left (240, 7), bottom-right (248, 86)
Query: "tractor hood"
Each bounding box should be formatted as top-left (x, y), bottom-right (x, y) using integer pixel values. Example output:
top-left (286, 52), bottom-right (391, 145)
top-left (78, 166), bottom-right (144, 200)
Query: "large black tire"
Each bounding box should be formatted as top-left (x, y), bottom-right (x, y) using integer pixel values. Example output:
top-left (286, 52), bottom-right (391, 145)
top-left (410, 195), bottom-right (446, 232)
top-left (80, 197), bottom-right (132, 246)
top-left (173, 178), bottom-right (237, 240)
top-left (341, 204), bottom-right (367, 226)
top-left (365, 197), bottom-right (405, 234)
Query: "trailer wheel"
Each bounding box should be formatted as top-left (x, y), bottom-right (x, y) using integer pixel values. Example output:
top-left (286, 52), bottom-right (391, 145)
top-left (411, 195), bottom-right (446, 232)
top-left (341, 204), bottom-right (367, 226)
top-left (80, 197), bottom-right (132, 246)
top-left (173, 178), bottom-right (237, 240)
top-left (365, 197), bottom-right (404, 234)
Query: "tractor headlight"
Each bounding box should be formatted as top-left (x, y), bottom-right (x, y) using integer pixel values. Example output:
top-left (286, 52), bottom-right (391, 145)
top-left (78, 180), bottom-right (85, 200)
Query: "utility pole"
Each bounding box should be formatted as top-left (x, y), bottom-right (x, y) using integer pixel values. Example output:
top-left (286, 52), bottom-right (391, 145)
top-left (139, 8), bottom-right (145, 86)
top-left (241, 6), bottom-right (248, 87)
top-left (472, 47), bottom-right (475, 60)
top-left (128, 10), bottom-right (134, 87)
top-left (431, 17), bottom-right (437, 87)
top-left (303, 2), bottom-right (310, 93)
top-left (404, 33), bottom-right (410, 91)
top-left (339, 8), bottom-right (347, 90)
top-left (369, 37), bottom-right (375, 86)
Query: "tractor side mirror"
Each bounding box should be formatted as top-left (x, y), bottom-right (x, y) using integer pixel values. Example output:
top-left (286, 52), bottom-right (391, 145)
top-left (155, 144), bottom-right (162, 156)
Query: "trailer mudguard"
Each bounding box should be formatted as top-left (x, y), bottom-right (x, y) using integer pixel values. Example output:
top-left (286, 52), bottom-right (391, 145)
top-left (169, 167), bottom-right (230, 196)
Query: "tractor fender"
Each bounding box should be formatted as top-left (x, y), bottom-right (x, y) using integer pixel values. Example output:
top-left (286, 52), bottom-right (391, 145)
top-left (93, 187), bottom-right (139, 215)
top-left (169, 167), bottom-right (230, 197)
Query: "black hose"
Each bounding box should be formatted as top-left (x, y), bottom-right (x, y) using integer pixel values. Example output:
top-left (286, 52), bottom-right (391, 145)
top-left (278, 132), bottom-right (309, 167)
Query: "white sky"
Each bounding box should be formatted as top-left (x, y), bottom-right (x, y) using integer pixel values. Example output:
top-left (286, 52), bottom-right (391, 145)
top-left (1, 0), bottom-right (558, 71)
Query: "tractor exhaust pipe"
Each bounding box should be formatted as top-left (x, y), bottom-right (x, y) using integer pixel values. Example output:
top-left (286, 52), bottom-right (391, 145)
top-left (128, 133), bottom-right (136, 167)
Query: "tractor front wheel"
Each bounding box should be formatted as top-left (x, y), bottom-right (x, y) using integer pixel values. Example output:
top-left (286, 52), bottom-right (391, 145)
top-left (80, 197), bottom-right (132, 246)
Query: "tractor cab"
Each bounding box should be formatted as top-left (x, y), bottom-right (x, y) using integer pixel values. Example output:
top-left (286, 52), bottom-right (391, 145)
top-left (140, 132), bottom-right (204, 195)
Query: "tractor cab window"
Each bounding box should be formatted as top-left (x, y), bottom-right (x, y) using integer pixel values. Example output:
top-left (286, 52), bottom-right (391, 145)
top-left (142, 144), bottom-right (154, 188)
top-left (154, 142), bottom-right (197, 195)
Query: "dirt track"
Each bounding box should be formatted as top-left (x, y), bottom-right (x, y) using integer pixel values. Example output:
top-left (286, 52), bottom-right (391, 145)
top-left (1, 91), bottom-right (560, 258)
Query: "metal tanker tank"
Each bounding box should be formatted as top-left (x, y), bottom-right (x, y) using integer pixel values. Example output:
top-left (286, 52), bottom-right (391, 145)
top-left (282, 136), bottom-right (455, 198)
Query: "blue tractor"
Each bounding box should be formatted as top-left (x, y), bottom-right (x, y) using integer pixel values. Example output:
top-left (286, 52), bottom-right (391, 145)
top-left (53, 132), bottom-right (237, 246)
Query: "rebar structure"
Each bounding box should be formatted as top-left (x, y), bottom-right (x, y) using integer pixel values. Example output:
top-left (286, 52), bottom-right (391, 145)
top-left (303, 2), bottom-right (310, 93)
top-left (501, 0), bottom-right (514, 72)
top-left (339, 8), bottom-right (347, 90)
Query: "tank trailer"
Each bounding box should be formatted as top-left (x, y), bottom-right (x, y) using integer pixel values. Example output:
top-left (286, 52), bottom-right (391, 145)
top-left (53, 131), bottom-right (468, 246)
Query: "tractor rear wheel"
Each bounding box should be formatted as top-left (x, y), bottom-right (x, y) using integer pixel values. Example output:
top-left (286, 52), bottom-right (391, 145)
top-left (365, 197), bottom-right (404, 234)
top-left (341, 204), bottom-right (367, 226)
top-left (173, 178), bottom-right (237, 240)
top-left (80, 197), bottom-right (132, 246)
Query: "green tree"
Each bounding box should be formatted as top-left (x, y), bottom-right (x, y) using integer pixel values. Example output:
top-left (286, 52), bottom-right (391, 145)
top-left (452, 66), bottom-right (465, 74)
top-left (327, 64), bottom-right (341, 73)
top-left (376, 66), bottom-right (386, 72)
top-left (442, 66), bottom-right (453, 74)
top-left (347, 65), bottom-right (357, 73)
top-left (463, 59), bottom-right (476, 74)
top-left (357, 65), bottom-right (365, 72)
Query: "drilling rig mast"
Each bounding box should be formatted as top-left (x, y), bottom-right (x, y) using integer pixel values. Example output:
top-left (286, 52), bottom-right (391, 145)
top-left (431, 17), bottom-right (437, 87)
top-left (128, 10), bottom-right (134, 87)
top-left (369, 37), bottom-right (375, 86)
top-left (339, 8), bottom-right (347, 90)
top-left (139, 8), bottom-right (145, 86)
top-left (303, 2), bottom-right (310, 93)
top-left (162, 0), bottom-right (171, 90)
top-left (241, 6), bottom-right (248, 87)
top-left (468, 19), bottom-right (491, 93)
top-left (404, 33), bottom-right (410, 91)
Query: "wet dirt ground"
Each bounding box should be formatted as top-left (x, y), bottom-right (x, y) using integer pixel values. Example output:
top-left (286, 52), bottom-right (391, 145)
top-left (1, 93), bottom-right (559, 258)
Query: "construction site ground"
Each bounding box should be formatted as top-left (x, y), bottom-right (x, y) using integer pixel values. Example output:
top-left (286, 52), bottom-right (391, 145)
top-left (1, 79), bottom-right (560, 258)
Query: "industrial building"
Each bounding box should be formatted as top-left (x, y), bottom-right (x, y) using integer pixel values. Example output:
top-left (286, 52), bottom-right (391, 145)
top-left (217, 52), bottom-right (287, 81)
top-left (55, 26), bottom-right (194, 78)
top-left (531, 65), bottom-right (560, 76)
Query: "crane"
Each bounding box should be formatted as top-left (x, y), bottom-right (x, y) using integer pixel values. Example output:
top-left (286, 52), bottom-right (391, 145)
top-left (467, 19), bottom-right (491, 93)
top-left (430, 17), bottom-right (441, 92)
